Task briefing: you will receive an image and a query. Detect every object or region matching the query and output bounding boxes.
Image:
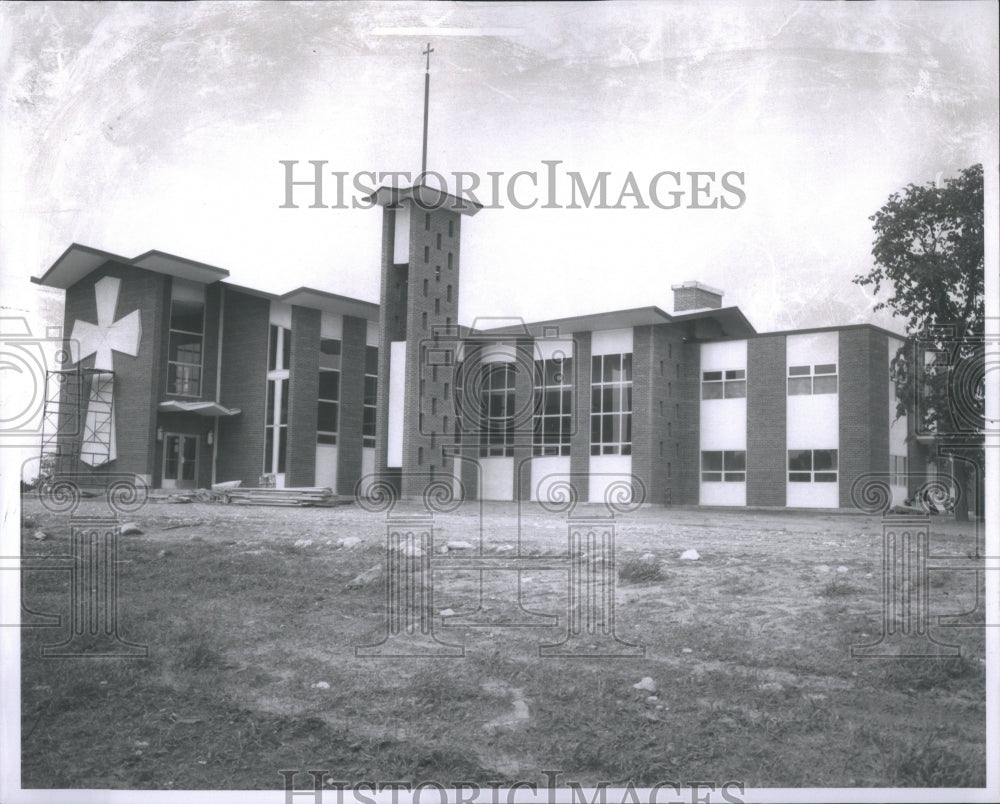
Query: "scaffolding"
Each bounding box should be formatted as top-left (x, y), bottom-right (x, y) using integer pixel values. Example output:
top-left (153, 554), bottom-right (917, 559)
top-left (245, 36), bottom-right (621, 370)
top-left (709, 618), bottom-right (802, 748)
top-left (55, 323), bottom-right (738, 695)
top-left (39, 368), bottom-right (116, 482)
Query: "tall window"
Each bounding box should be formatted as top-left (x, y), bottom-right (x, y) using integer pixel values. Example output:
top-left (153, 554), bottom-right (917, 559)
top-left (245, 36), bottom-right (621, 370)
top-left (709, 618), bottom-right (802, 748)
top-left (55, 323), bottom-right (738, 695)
top-left (702, 369), bottom-right (746, 399)
top-left (363, 346), bottom-right (378, 448)
top-left (591, 353), bottom-right (632, 455)
top-left (533, 356), bottom-right (572, 456)
top-left (701, 450), bottom-right (746, 482)
top-left (479, 362), bottom-right (516, 457)
top-left (167, 296), bottom-right (205, 396)
top-left (788, 449), bottom-right (838, 482)
top-left (317, 338), bottom-right (341, 445)
top-left (264, 325), bottom-right (291, 476)
top-left (788, 364), bottom-right (838, 395)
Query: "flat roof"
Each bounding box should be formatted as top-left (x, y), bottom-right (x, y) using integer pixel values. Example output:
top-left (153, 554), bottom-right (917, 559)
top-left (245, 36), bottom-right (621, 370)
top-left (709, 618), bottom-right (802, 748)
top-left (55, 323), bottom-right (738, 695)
top-left (751, 322), bottom-right (906, 341)
top-left (32, 244), bottom-right (230, 289)
top-left (476, 304), bottom-right (758, 340)
top-left (279, 287), bottom-right (380, 321)
top-left (366, 184), bottom-right (482, 216)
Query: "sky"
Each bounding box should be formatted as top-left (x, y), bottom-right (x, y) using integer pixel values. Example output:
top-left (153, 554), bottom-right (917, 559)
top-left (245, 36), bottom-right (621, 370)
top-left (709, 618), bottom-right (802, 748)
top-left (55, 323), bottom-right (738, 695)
top-left (1, 0), bottom-right (996, 341)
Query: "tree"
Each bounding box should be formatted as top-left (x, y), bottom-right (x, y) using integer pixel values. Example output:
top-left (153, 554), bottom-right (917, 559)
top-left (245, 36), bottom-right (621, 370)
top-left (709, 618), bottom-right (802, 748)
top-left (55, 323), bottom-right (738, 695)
top-left (854, 164), bottom-right (984, 521)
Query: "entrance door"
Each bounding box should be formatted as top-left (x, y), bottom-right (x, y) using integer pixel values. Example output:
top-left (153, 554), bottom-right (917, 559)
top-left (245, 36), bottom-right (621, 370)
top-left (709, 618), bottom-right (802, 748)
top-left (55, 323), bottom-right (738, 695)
top-left (162, 434), bottom-right (199, 489)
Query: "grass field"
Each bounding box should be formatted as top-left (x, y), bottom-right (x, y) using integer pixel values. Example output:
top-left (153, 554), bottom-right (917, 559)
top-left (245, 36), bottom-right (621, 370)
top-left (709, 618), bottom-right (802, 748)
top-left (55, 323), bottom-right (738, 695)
top-left (18, 498), bottom-right (986, 790)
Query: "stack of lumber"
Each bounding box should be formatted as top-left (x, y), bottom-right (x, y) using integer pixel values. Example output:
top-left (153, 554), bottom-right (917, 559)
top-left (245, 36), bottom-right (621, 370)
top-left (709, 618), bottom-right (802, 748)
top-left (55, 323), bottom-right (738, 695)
top-left (226, 486), bottom-right (341, 507)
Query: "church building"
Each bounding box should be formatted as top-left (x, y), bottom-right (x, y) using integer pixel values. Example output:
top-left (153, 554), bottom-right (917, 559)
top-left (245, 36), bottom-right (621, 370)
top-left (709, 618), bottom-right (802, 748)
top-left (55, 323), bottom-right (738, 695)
top-left (30, 50), bottom-right (916, 509)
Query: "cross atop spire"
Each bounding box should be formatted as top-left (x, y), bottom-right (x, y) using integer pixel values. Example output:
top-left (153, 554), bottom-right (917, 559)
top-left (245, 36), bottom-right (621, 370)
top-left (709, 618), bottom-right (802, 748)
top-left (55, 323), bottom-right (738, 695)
top-left (420, 43), bottom-right (434, 178)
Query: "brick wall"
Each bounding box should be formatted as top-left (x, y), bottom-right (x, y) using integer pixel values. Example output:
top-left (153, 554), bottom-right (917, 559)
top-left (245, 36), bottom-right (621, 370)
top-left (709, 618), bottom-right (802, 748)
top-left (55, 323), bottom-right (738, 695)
top-left (60, 261), bottom-right (167, 483)
top-left (400, 205), bottom-right (463, 498)
top-left (747, 334), bottom-right (787, 506)
top-left (837, 327), bottom-right (889, 508)
top-left (673, 286), bottom-right (722, 311)
top-left (216, 288), bottom-right (269, 485)
top-left (838, 328), bottom-right (890, 507)
top-left (630, 326), bottom-right (656, 505)
top-left (569, 331), bottom-right (592, 502)
top-left (513, 337), bottom-right (534, 501)
top-left (674, 332), bottom-right (701, 505)
top-left (336, 314), bottom-right (368, 495)
top-left (286, 305), bottom-right (320, 487)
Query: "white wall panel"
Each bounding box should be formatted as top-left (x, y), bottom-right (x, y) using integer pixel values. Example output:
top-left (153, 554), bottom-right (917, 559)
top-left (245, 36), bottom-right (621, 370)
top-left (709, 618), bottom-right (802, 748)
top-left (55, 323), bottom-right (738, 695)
top-left (480, 457), bottom-right (514, 500)
top-left (387, 341), bottom-right (406, 468)
top-left (588, 454), bottom-right (632, 503)
top-left (529, 456), bottom-right (572, 502)
top-left (591, 328), bottom-right (633, 356)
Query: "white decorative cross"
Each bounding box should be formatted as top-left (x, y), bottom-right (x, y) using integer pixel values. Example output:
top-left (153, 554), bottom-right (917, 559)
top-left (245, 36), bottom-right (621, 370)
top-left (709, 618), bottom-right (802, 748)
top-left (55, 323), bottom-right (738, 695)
top-left (69, 276), bottom-right (142, 466)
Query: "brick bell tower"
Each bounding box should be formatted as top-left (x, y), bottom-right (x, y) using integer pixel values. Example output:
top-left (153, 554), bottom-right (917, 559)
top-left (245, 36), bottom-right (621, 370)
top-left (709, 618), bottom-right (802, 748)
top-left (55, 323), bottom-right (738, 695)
top-left (370, 45), bottom-right (481, 498)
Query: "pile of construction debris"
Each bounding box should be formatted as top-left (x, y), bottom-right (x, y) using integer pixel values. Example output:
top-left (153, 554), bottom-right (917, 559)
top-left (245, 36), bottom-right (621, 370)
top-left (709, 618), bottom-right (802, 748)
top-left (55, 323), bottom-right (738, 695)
top-left (149, 482), bottom-right (352, 507)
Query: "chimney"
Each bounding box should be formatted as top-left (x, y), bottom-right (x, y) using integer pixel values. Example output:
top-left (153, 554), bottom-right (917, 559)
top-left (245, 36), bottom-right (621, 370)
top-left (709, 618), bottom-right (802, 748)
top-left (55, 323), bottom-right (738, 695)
top-left (671, 281), bottom-right (723, 312)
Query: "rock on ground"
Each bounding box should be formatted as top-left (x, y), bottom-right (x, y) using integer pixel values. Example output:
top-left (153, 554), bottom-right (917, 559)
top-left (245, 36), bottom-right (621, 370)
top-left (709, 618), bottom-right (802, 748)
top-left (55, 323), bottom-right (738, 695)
top-left (120, 522), bottom-right (142, 535)
top-left (337, 536), bottom-right (362, 549)
top-left (633, 676), bottom-right (658, 693)
top-left (447, 540), bottom-right (475, 550)
top-left (680, 549), bottom-right (700, 561)
top-left (346, 564), bottom-right (383, 589)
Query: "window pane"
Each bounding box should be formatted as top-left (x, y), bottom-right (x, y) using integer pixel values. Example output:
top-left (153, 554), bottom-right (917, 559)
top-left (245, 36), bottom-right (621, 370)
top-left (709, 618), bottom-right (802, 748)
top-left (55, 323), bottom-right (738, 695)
top-left (562, 391), bottom-right (571, 414)
top-left (319, 370), bottom-right (340, 400)
top-left (724, 450), bottom-right (746, 471)
top-left (702, 472), bottom-right (722, 482)
top-left (592, 355), bottom-right (601, 379)
top-left (623, 413), bottom-right (631, 443)
top-left (591, 416), bottom-right (600, 443)
top-left (269, 325), bottom-right (278, 372)
top-left (317, 433), bottom-right (337, 445)
top-left (702, 382), bottom-right (724, 400)
top-left (363, 376), bottom-right (377, 403)
top-left (702, 451), bottom-right (723, 471)
top-left (602, 414), bottom-right (614, 442)
top-left (789, 472), bottom-right (811, 482)
top-left (814, 363), bottom-right (836, 375)
top-left (602, 387), bottom-right (615, 413)
top-left (266, 381), bottom-right (275, 423)
top-left (319, 339), bottom-right (342, 370)
top-left (814, 375), bottom-right (838, 394)
top-left (725, 369), bottom-right (745, 380)
top-left (281, 328), bottom-right (291, 370)
top-left (788, 365), bottom-right (810, 376)
top-left (624, 386), bottom-right (632, 412)
top-left (814, 472), bottom-right (837, 482)
top-left (320, 338), bottom-right (342, 356)
top-left (170, 300), bottom-right (204, 333)
top-left (788, 377), bottom-right (812, 395)
top-left (277, 426), bottom-right (287, 473)
top-left (169, 331), bottom-right (202, 364)
top-left (591, 388), bottom-right (601, 412)
top-left (813, 449), bottom-right (838, 470)
top-left (279, 380), bottom-right (289, 425)
top-left (788, 450), bottom-right (812, 471)
top-left (365, 346), bottom-right (379, 375)
top-left (724, 380), bottom-right (746, 398)
top-left (604, 354), bottom-right (620, 382)
top-left (264, 426), bottom-right (274, 472)
top-left (622, 354), bottom-right (632, 381)
top-left (317, 401), bottom-right (338, 432)
top-left (702, 371), bottom-right (723, 382)
top-left (545, 389), bottom-right (561, 415)
top-left (724, 472), bottom-right (746, 482)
